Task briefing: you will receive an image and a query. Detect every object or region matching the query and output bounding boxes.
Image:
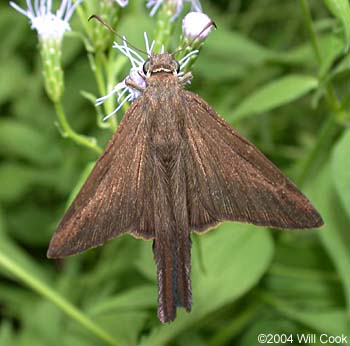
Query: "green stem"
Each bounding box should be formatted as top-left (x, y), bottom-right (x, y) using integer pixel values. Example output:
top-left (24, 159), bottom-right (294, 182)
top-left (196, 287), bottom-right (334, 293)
top-left (193, 234), bottom-right (206, 274)
top-left (207, 303), bottom-right (260, 346)
top-left (75, 1), bottom-right (90, 40)
top-left (299, 0), bottom-right (322, 65)
top-left (54, 102), bottom-right (102, 154)
top-left (259, 291), bottom-right (288, 311)
top-left (153, 4), bottom-right (176, 52)
top-left (96, 52), bottom-right (118, 130)
top-left (94, 52), bottom-right (107, 98)
top-left (297, 114), bottom-right (337, 185)
top-left (297, 0), bottom-right (342, 185)
top-left (76, 1), bottom-right (118, 132)
top-left (0, 252), bottom-right (119, 346)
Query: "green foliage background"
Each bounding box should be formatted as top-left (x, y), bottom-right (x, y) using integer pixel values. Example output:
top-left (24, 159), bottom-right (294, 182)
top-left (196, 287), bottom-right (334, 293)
top-left (0, 0), bottom-right (349, 345)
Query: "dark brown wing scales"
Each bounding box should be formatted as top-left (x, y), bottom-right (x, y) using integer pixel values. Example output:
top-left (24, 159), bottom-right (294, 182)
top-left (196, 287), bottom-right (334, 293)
top-left (47, 99), bottom-right (154, 258)
top-left (184, 91), bottom-right (323, 231)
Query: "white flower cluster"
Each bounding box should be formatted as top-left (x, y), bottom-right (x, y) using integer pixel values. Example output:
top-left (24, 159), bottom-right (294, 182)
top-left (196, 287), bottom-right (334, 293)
top-left (96, 33), bottom-right (154, 120)
top-left (97, 31), bottom-right (202, 120)
top-left (146, 0), bottom-right (202, 19)
top-left (10, 0), bottom-right (83, 42)
top-left (10, 0), bottom-right (213, 120)
top-left (95, 1), bottom-right (213, 120)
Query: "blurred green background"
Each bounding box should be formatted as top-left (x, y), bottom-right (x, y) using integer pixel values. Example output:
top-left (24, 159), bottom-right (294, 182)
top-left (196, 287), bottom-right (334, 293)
top-left (0, 0), bottom-right (349, 345)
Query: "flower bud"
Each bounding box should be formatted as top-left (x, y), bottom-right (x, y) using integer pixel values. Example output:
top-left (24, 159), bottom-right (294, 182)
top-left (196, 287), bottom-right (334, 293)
top-left (147, 0), bottom-right (202, 20)
top-left (115, 0), bottom-right (128, 7)
top-left (182, 12), bottom-right (213, 41)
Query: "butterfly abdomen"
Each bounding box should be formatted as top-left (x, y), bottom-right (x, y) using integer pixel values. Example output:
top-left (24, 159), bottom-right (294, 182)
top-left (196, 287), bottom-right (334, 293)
top-left (153, 233), bottom-right (192, 323)
top-left (151, 115), bottom-right (192, 322)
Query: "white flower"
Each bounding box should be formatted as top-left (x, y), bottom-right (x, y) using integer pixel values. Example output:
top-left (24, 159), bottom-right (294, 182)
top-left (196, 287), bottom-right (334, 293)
top-left (10, 0), bottom-right (83, 42)
top-left (96, 33), bottom-right (152, 120)
top-left (182, 12), bottom-right (213, 40)
top-left (114, 0), bottom-right (128, 7)
top-left (97, 33), bottom-right (198, 120)
top-left (146, 0), bottom-right (202, 19)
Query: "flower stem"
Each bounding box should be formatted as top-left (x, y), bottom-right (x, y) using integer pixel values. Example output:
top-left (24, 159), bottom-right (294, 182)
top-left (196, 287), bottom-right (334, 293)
top-left (0, 252), bottom-right (120, 346)
top-left (94, 51), bottom-right (118, 131)
top-left (108, 51), bottom-right (131, 126)
top-left (153, 4), bottom-right (175, 52)
top-left (299, 0), bottom-right (322, 65)
top-left (54, 101), bottom-right (102, 154)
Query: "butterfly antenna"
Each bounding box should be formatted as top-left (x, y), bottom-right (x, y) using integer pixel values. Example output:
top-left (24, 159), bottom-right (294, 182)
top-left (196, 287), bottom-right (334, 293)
top-left (172, 21), bottom-right (217, 57)
top-left (88, 15), bottom-right (149, 56)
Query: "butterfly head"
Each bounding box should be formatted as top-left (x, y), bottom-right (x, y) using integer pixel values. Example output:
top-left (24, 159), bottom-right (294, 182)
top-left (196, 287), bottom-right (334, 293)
top-left (143, 53), bottom-right (180, 77)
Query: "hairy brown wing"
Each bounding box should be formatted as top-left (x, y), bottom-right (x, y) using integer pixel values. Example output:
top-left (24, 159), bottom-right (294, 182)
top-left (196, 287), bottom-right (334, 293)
top-left (184, 92), bottom-right (323, 231)
top-left (47, 99), bottom-right (154, 258)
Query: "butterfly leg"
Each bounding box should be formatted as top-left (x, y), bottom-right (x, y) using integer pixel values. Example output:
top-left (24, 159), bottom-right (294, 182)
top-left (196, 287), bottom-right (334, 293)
top-left (179, 72), bottom-right (193, 85)
top-left (125, 77), bottom-right (146, 93)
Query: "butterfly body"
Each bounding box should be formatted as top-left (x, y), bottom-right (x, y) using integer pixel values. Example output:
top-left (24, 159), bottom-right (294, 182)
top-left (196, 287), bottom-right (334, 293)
top-left (48, 52), bottom-right (323, 323)
top-left (140, 71), bottom-right (193, 322)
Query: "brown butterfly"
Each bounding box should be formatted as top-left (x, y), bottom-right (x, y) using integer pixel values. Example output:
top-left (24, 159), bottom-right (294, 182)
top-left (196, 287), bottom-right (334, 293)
top-left (47, 34), bottom-right (323, 324)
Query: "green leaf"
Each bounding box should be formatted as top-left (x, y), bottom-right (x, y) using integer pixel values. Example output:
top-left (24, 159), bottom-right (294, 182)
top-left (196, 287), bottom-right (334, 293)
top-left (195, 54), bottom-right (247, 81)
top-left (0, 7), bottom-right (28, 59)
top-left (0, 321), bottom-right (14, 346)
top-left (138, 224), bottom-right (274, 346)
top-left (91, 311), bottom-right (148, 346)
top-left (305, 163), bottom-right (350, 328)
top-left (331, 129), bottom-right (350, 218)
top-left (0, 120), bottom-right (60, 165)
top-left (0, 163), bottom-right (58, 203)
top-left (0, 57), bottom-right (27, 105)
top-left (0, 284), bottom-right (38, 317)
top-left (266, 274), bottom-right (343, 308)
top-left (324, 0), bottom-right (350, 51)
top-left (239, 317), bottom-right (298, 346)
top-left (66, 162), bottom-right (95, 207)
top-left (0, 163), bottom-right (38, 203)
top-left (16, 333), bottom-right (47, 346)
top-left (263, 293), bottom-right (348, 335)
top-left (88, 285), bottom-right (157, 316)
top-left (319, 35), bottom-right (345, 77)
top-left (21, 300), bottom-right (64, 346)
top-left (329, 52), bottom-right (350, 81)
top-left (80, 90), bottom-right (97, 105)
top-left (0, 208), bottom-right (51, 283)
top-left (206, 29), bottom-right (275, 67)
top-left (231, 75), bottom-right (319, 122)
top-left (6, 203), bottom-right (54, 246)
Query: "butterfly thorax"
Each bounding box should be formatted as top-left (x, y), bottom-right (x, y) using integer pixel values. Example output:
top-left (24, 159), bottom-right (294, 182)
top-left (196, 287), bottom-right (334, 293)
top-left (143, 74), bottom-right (186, 163)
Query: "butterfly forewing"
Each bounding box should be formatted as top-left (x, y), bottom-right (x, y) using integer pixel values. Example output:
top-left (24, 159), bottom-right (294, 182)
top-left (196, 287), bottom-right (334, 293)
top-left (47, 100), bottom-right (154, 258)
top-left (184, 92), bottom-right (323, 230)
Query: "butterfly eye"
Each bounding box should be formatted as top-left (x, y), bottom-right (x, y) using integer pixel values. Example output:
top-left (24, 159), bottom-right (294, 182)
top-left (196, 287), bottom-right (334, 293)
top-left (143, 59), bottom-right (150, 75)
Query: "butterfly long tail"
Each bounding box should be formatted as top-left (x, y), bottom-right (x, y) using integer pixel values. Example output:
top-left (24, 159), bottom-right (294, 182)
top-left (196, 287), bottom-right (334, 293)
top-left (152, 145), bottom-right (192, 323)
top-left (153, 231), bottom-right (192, 323)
